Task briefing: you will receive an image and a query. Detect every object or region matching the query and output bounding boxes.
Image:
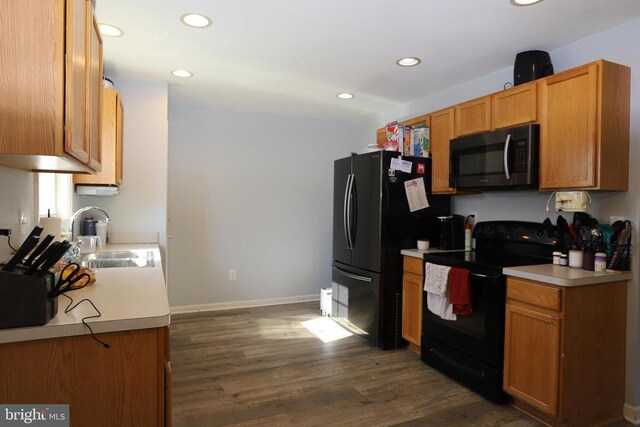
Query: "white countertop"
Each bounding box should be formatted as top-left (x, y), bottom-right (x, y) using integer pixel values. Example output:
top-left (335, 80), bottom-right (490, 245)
top-left (504, 264), bottom-right (633, 287)
top-left (401, 248), bottom-right (467, 258)
top-left (0, 243), bottom-right (170, 344)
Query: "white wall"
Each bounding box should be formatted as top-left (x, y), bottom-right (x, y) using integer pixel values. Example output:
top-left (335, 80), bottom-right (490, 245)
top-left (361, 17), bottom-right (640, 412)
top-left (167, 104), bottom-right (360, 307)
top-left (74, 78), bottom-right (169, 267)
top-left (0, 166), bottom-right (35, 258)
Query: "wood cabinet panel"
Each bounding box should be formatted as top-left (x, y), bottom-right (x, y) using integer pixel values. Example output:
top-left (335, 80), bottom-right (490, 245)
top-left (431, 108), bottom-right (456, 194)
top-left (506, 277), bottom-right (561, 311)
top-left (504, 303), bottom-right (560, 416)
top-left (492, 82), bottom-right (537, 130)
top-left (65, 0), bottom-right (90, 164)
top-left (403, 256), bottom-right (423, 276)
top-left (75, 88), bottom-right (123, 186)
top-left (116, 94), bottom-right (124, 184)
top-left (0, 0), bottom-right (64, 156)
top-left (454, 96), bottom-right (491, 137)
top-left (540, 60), bottom-right (630, 190)
top-left (0, 328), bottom-right (169, 426)
top-left (0, 0), bottom-right (104, 173)
top-left (86, 8), bottom-right (102, 171)
top-left (402, 272), bottom-right (423, 350)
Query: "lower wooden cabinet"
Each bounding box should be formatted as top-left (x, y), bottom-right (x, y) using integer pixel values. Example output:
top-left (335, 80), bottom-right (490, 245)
top-left (503, 277), bottom-right (626, 426)
top-left (402, 256), bottom-right (424, 354)
top-left (0, 326), bottom-right (171, 426)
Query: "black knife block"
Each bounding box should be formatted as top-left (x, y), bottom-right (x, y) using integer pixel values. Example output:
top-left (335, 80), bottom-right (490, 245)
top-left (0, 266), bottom-right (58, 329)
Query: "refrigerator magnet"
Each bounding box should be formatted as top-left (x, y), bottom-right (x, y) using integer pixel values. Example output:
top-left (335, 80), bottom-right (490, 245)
top-left (416, 163), bottom-right (425, 175)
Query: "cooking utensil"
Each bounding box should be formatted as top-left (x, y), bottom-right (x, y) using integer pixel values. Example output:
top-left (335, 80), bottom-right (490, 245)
top-left (1, 235), bottom-right (40, 272)
top-left (556, 215), bottom-right (571, 241)
top-left (27, 226), bottom-right (44, 238)
top-left (24, 241), bottom-right (61, 275)
top-left (611, 220), bottom-right (625, 244)
top-left (23, 234), bottom-right (55, 267)
top-left (573, 212), bottom-right (590, 235)
top-left (569, 223), bottom-right (578, 241)
top-left (608, 223), bottom-right (632, 270)
top-left (53, 263), bottom-right (91, 296)
top-left (35, 240), bottom-right (71, 277)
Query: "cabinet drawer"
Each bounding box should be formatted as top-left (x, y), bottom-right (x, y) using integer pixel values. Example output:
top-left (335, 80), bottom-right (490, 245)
top-left (507, 278), bottom-right (562, 312)
top-left (403, 257), bottom-right (424, 276)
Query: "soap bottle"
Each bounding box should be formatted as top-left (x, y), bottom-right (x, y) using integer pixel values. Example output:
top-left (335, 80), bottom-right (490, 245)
top-left (464, 215), bottom-right (474, 252)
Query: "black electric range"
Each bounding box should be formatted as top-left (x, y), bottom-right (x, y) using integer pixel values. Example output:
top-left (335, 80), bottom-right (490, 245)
top-left (420, 221), bottom-right (558, 403)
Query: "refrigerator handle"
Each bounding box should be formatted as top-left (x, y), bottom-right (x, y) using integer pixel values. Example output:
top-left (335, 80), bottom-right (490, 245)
top-left (343, 174), bottom-right (353, 249)
top-left (332, 265), bottom-right (373, 282)
top-left (350, 175), bottom-right (357, 248)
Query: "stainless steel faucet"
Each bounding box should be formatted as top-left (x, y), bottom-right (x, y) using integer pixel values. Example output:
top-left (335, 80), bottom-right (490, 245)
top-left (70, 206), bottom-right (111, 241)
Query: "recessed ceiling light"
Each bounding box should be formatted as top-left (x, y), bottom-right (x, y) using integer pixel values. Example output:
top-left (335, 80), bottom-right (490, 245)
top-left (510, 0), bottom-right (544, 6)
top-left (396, 57), bottom-right (421, 67)
top-left (171, 70), bottom-right (193, 78)
top-left (337, 93), bottom-right (354, 100)
top-left (98, 23), bottom-right (124, 37)
top-left (180, 13), bottom-right (212, 28)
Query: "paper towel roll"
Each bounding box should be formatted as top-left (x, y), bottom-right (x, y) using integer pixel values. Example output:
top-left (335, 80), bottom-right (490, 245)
top-left (39, 217), bottom-right (62, 241)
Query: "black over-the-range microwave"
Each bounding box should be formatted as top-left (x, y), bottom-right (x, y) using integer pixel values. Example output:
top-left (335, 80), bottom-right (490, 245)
top-left (449, 124), bottom-right (539, 190)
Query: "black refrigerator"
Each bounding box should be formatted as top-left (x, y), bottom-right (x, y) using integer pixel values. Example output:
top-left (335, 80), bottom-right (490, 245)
top-left (332, 151), bottom-right (451, 349)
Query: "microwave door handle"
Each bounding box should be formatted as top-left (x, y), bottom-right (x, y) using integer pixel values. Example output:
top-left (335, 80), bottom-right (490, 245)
top-left (503, 133), bottom-right (512, 180)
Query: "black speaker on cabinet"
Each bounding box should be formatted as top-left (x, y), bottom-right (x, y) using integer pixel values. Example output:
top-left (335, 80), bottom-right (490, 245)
top-left (514, 50), bottom-right (554, 86)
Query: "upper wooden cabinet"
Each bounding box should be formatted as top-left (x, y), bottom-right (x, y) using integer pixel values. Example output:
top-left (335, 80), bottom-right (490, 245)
top-left (75, 88), bottom-right (124, 186)
top-left (431, 108), bottom-right (456, 194)
top-left (454, 96), bottom-right (491, 137)
top-left (539, 60), bottom-right (630, 191)
top-left (491, 82), bottom-right (538, 130)
top-left (503, 277), bottom-right (626, 426)
top-left (0, 0), bottom-right (102, 173)
top-left (86, 10), bottom-right (103, 172)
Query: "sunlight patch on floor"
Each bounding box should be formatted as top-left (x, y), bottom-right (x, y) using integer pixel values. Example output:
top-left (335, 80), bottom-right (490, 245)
top-left (301, 317), bottom-right (353, 343)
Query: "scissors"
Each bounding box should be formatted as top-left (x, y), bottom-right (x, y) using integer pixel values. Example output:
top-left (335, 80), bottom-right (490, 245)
top-left (54, 263), bottom-right (92, 296)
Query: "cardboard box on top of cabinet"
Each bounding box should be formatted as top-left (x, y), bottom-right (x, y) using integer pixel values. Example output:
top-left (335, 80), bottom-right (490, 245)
top-left (413, 125), bottom-right (430, 158)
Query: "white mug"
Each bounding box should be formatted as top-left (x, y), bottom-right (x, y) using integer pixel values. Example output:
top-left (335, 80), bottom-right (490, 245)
top-left (77, 235), bottom-right (102, 254)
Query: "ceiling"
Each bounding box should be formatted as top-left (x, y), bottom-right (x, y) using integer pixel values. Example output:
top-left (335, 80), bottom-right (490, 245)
top-left (96, 0), bottom-right (640, 122)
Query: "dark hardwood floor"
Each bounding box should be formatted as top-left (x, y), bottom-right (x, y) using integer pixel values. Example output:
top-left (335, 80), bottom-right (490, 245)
top-left (170, 302), bottom-right (541, 427)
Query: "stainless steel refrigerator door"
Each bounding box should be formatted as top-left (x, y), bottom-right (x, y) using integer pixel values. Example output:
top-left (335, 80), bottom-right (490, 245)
top-left (350, 152), bottom-right (382, 273)
top-left (332, 157), bottom-right (353, 265)
top-left (331, 261), bottom-right (380, 345)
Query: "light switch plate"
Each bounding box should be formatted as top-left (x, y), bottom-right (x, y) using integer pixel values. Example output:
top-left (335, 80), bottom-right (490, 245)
top-left (555, 191), bottom-right (590, 212)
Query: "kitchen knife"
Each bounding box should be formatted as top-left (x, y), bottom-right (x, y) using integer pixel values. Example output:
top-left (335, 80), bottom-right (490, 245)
top-left (1, 235), bottom-right (40, 272)
top-left (24, 241), bottom-right (61, 275)
top-left (35, 240), bottom-right (71, 276)
top-left (23, 234), bottom-right (55, 267)
top-left (27, 226), bottom-right (44, 238)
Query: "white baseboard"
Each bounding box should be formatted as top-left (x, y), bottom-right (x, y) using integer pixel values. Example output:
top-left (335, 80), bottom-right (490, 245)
top-left (171, 294), bottom-right (320, 314)
top-left (624, 404), bottom-right (640, 425)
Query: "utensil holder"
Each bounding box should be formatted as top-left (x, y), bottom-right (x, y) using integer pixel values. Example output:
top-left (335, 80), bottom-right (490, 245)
top-left (0, 265), bottom-right (58, 329)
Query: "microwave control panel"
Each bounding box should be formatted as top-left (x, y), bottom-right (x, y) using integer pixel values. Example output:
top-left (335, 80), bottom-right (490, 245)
top-left (513, 140), bottom-right (528, 173)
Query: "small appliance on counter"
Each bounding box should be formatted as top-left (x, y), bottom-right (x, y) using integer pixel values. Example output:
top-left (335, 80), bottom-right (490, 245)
top-left (436, 215), bottom-right (464, 250)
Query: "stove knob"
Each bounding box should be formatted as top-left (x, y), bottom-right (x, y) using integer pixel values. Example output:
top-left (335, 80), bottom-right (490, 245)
top-left (536, 229), bottom-right (544, 237)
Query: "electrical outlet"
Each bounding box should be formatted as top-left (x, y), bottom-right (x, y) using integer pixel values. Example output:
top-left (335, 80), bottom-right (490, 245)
top-left (610, 216), bottom-right (624, 224)
top-left (229, 269), bottom-right (237, 280)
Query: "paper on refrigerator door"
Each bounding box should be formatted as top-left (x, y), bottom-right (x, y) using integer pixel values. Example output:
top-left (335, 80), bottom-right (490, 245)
top-left (390, 157), bottom-right (412, 173)
top-left (404, 178), bottom-right (430, 212)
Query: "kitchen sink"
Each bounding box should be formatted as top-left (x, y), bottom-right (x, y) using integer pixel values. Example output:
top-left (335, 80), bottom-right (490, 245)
top-left (79, 250), bottom-right (155, 269)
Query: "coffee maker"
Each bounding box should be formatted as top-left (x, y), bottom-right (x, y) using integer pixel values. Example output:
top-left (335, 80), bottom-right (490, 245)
top-left (437, 215), bottom-right (464, 250)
